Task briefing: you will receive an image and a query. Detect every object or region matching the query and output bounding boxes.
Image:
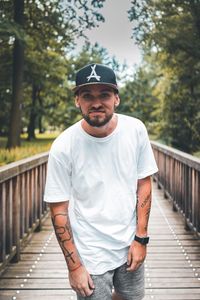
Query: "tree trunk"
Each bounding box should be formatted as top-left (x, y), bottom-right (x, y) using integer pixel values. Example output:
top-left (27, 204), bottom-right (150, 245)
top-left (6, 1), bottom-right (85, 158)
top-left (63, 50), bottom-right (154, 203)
top-left (38, 95), bottom-right (44, 133)
top-left (7, 0), bottom-right (24, 149)
top-left (38, 116), bottom-right (43, 133)
top-left (27, 84), bottom-right (37, 141)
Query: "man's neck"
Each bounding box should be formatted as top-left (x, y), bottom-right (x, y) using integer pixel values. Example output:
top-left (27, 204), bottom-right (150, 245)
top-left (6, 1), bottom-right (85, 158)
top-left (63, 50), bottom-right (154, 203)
top-left (81, 114), bottom-right (118, 138)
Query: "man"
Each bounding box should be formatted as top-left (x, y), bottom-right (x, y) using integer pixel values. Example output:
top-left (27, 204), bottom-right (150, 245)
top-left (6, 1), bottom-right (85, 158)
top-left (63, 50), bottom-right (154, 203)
top-left (44, 63), bottom-right (158, 300)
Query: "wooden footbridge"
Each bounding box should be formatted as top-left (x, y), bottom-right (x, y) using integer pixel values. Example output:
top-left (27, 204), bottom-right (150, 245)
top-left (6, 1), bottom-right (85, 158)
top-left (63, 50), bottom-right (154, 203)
top-left (0, 142), bottom-right (200, 300)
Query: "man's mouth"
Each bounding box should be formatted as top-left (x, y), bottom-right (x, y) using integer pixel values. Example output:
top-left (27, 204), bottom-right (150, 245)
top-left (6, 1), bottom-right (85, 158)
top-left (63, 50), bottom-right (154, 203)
top-left (89, 111), bottom-right (105, 115)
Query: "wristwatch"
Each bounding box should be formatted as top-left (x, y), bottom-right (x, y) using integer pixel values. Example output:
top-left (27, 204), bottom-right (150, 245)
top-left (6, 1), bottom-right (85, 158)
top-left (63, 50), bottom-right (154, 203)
top-left (134, 235), bottom-right (149, 245)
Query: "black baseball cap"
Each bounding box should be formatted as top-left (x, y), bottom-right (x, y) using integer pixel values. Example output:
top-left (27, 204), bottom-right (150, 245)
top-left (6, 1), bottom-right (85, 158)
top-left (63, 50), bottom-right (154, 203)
top-left (73, 63), bottom-right (118, 93)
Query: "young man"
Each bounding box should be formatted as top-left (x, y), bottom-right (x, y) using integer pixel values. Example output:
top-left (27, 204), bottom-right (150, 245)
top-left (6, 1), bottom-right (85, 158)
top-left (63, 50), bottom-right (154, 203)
top-left (44, 63), bottom-right (158, 300)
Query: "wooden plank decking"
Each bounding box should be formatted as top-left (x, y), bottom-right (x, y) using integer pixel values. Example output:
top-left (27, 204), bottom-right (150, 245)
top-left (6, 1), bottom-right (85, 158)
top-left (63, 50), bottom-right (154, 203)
top-left (0, 183), bottom-right (200, 300)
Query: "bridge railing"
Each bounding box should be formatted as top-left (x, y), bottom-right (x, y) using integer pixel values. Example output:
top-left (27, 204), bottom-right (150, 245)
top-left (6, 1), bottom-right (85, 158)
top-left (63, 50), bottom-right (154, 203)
top-left (0, 152), bottom-right (49, 271)
top-left (152, 141), bottom-right (200, 237)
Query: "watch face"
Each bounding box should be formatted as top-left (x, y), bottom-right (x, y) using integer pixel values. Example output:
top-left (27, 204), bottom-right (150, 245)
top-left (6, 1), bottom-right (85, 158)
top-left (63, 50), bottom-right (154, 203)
top-left (142, 237), bottom-right (149, 244)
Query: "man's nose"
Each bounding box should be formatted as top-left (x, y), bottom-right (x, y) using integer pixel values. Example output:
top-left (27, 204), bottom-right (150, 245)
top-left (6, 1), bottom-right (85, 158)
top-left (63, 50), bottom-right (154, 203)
top-left (91, 97), bottom-right (102, 108)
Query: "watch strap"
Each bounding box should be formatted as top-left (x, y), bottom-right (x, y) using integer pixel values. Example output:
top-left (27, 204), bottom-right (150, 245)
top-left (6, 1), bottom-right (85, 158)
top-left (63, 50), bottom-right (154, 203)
top-left (134, 235), bottom-right (149, 245)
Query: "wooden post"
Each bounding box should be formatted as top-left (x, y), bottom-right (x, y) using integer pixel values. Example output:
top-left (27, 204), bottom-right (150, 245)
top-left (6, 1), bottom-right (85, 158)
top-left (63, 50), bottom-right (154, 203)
top-left (12, 175), bottom-right (20, 262)
top-left (36, 165), bottom-right (43, 232)
top-left (6, 181), bottom-right (13, 254)
top-left (0, 183), bottom-right (6, 263)
top-left (20, 173), bottom-right (25, 238)
top-left (25, 170), bottom-right (30, 231)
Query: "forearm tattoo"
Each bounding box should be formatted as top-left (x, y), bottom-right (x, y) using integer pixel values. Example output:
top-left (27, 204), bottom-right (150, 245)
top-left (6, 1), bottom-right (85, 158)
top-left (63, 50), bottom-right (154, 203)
top-left (137, 190), bottom-right (152, 232)
top-left (136, 194), bottom-right (139, 225)
top-left (144, 205), bottom-right (151, 231)
top-left (51, 213), bottom-right (75, 265)
top-left (140, 191), bottom-right (152, 208)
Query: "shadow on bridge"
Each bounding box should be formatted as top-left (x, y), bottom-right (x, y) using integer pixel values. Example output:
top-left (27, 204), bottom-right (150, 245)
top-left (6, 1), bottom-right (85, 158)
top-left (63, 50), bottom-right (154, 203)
top-left (0, 142), bottom-right (200, 300)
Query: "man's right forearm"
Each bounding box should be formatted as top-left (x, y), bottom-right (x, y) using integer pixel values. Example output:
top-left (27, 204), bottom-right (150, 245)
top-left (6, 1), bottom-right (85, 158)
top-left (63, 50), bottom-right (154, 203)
top-left (50, 201), bottom-right (82, 271)
top-left (50, 201), bottom-right (95, 297)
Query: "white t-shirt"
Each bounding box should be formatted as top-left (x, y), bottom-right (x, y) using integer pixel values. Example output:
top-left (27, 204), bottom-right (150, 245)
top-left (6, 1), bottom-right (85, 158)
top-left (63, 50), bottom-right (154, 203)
top-left (44, 114), bottom-right (158, 274)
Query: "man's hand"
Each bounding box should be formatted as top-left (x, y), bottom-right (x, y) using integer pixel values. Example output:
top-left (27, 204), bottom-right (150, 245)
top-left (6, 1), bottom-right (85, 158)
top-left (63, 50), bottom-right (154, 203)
top-left (126, 240), bottom-right (147, 272)
top-left (69, 265), bottom-right (95, 297)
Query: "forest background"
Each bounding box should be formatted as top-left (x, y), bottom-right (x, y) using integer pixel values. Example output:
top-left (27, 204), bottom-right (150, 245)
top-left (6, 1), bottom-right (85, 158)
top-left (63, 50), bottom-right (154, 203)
top-left (0, 0), bottom-right (200, 165)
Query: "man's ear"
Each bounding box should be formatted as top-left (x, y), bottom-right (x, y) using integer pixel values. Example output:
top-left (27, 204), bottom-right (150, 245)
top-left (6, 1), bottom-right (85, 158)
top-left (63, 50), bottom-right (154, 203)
top-left (75, 96), bottom-right (80, 108)
top-left (114, 94), bottom-right (120, 107)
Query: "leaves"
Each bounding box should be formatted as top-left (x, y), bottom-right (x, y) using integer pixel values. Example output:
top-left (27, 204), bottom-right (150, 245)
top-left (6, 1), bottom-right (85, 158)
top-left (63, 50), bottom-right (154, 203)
top-left (0, 0), bottom-right (106, 142)
top-left (128, 0), bottom-right (200, 153)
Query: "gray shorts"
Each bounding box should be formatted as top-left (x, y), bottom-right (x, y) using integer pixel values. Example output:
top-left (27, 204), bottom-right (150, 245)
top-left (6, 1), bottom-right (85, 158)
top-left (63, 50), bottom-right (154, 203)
top-left (77, 262), bottom-right (145, 300)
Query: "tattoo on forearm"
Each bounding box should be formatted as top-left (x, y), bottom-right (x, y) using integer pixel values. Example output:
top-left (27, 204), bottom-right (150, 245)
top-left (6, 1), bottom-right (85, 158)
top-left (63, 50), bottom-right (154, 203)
top-left (137, 190), bottom-right (152, 231)
top-left (51, 213), bottom-right (75, 264)
top-left (140, 191), bottom-right (151, 208)
top-left (144, 207), bottom-right (151, 231)
top-left (136, 194), bottom-right (139, 225)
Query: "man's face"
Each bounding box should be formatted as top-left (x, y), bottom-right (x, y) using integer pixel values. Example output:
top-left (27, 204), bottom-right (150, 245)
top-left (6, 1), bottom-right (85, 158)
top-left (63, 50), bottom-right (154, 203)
top-left (75, 84), bottom-right (120, 127)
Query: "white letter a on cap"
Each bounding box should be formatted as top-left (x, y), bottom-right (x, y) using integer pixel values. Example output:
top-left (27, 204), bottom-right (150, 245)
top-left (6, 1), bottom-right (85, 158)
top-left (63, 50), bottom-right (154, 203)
top-left (87, 65), bottom-right (101, 81)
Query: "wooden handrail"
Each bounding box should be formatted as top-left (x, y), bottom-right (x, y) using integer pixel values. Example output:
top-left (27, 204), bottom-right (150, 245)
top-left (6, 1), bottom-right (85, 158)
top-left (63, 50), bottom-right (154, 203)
top-left (0, 152), bottom-right (49, 271)
top-left (151, 141), bottom-right (200, 237)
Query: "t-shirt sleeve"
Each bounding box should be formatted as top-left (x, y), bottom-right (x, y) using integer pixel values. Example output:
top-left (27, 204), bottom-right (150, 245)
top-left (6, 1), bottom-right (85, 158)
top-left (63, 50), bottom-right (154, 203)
top-left (137, 122), bottom-right (158, 179)
top-left (43, 152), bottom-right (72, 203)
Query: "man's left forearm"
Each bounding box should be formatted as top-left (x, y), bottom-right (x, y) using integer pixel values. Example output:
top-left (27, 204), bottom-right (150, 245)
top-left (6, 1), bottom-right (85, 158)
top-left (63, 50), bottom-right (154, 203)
top-left (126, 176), bottom-right (152, 271)
top-left (136, 176), bottom-right (152, 237)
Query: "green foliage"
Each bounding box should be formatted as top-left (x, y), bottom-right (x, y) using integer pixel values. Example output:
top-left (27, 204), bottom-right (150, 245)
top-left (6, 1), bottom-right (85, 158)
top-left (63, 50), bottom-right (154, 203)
top-left (0, 0), bottom-right (106, 142)
top-left (128, 0), bottom-right (200, 153)
top-left (0, 132), bottom-right (58, 166)
top-left (118, 65), bottom-right (159, 133)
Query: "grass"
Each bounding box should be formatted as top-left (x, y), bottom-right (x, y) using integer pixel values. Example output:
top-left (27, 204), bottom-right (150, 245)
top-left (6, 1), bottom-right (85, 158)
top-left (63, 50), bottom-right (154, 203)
top-left (193, 151), bottom-right (200, 159)
top-left (0, 132), bottom-right (59, 166)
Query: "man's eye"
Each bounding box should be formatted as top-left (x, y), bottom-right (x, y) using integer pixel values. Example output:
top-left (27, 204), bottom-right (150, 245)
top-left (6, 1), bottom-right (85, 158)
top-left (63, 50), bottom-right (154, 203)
top-left (100, 93), bottom-right (110, 99)
top-left (82, 94), bottom-right (93, 100)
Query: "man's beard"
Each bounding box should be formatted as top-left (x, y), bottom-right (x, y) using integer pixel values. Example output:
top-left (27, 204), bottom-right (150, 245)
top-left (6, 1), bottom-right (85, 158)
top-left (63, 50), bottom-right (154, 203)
top-left (80, 108), bottom-right (114, 127)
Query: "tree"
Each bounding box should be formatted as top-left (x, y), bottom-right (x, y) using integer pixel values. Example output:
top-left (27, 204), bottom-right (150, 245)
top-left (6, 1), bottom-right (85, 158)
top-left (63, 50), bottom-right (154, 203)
top-left (0, 0), bottom-right (106, 147)
top-left (129, 0), bottom-right (200, 153)
top-left (0, 40), bottom-right (12, 136)
top-left (6, 0), bottom-right (24, 148)
top-left (118, 63), bottom-right (159, 133)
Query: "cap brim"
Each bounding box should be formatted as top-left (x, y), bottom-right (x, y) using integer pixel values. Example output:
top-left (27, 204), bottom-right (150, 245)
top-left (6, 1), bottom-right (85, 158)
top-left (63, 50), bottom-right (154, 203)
top-left (73, 82), bottom-right (118, 93)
